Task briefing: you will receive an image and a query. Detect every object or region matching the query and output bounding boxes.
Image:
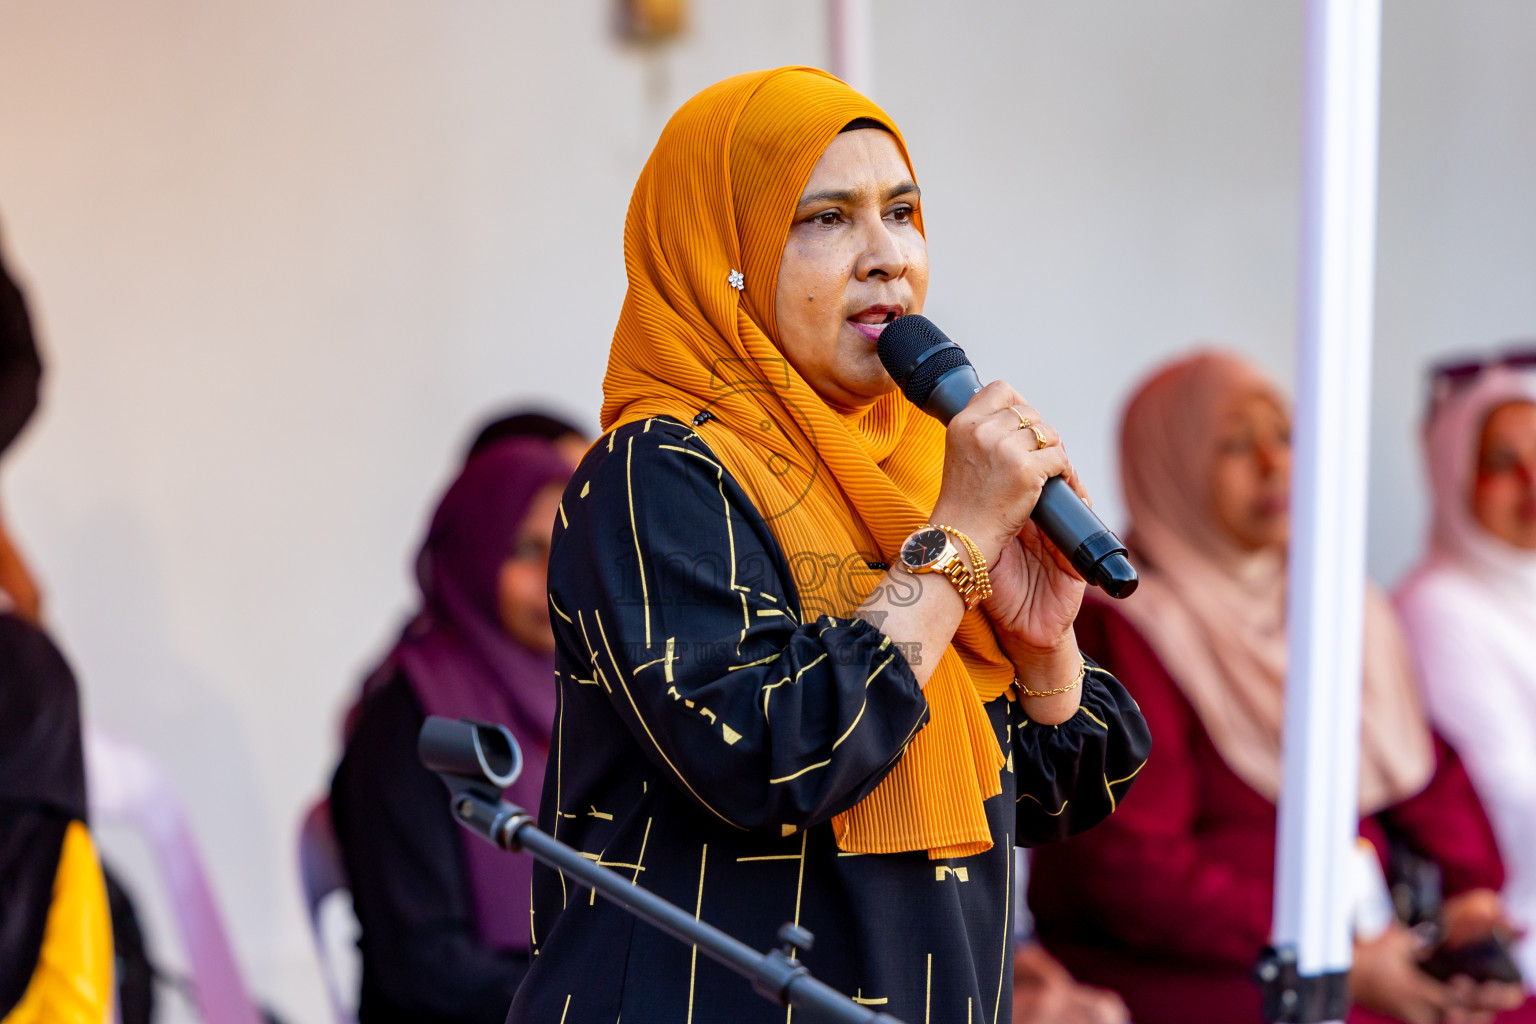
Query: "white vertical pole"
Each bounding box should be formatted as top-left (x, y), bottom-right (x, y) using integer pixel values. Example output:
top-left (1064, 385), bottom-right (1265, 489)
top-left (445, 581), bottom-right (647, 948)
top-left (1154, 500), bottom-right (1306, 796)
top-left (1272, 0), bottom-right (1383, 1018)
top-left (828, 0), bottom-right (875, 98)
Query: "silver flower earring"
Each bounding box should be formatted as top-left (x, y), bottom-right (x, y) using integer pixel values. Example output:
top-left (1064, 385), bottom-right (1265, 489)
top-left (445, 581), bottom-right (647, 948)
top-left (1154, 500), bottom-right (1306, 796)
top-left (728, 269), bottom-right (745, 291)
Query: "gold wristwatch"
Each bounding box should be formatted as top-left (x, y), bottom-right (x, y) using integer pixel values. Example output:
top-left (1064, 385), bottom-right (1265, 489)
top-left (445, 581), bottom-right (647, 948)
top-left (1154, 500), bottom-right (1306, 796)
top-left (896, 524), bottom-right (991, 610)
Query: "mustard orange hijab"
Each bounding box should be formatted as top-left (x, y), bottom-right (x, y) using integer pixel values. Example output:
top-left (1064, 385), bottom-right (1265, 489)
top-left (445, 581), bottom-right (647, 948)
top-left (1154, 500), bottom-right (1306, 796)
top-left (602, 67), bottom-right (1016, 859)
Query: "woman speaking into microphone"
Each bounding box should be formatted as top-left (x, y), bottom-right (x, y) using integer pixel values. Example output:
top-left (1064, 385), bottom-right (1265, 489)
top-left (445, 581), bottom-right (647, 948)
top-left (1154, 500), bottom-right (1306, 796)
top-left (513, 68), bottom-right (1150, 1023)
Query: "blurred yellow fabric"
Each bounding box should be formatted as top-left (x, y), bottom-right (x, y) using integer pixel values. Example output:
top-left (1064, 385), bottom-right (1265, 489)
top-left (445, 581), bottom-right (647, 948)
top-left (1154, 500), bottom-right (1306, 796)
top-left (2, 821), bottom-right (113, 1024)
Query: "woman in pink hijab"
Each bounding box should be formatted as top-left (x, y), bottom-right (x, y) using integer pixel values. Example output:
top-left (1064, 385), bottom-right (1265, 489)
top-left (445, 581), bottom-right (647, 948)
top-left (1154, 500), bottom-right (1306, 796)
top-left (1028, 350), bottom-right (1528, 1024)
top-left (1397, 356), bottom-right (1536, 994)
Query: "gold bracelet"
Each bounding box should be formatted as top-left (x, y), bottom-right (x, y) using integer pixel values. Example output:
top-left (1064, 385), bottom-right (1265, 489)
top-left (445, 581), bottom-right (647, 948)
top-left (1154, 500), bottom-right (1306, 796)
top-left (934, 524), bottom-right (993, 604)
top-left (1016, 657), bottom-right (1087, 698)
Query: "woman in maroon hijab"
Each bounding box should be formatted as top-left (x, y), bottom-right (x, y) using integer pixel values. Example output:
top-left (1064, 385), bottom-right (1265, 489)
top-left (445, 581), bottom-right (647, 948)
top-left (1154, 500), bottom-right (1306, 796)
top-left (1030, 351), bottom-right (1529, 1024)
top-left (331, 437), bottom-right (572, 1024)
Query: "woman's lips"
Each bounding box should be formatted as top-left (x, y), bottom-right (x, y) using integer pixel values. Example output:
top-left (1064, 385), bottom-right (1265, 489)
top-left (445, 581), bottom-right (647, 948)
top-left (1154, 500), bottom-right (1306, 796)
top-left (847, 319), bottom-right (889, 341)
top-left (846, 306), bottom-right (903, 342)
top-left (1254, 494), bottom-right (1290, 517)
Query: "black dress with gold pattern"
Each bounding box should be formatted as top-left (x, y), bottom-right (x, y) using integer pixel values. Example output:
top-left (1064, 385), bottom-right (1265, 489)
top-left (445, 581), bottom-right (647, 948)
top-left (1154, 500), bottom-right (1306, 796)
top-left (509, 418), bottom-right (1150, 1024)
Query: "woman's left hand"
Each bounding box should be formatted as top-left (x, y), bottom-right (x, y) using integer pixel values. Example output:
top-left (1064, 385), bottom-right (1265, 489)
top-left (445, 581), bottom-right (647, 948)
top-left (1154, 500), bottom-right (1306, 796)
top-left (1437, 890), bottom-right (1528, 1020)
top-left (1440, 889), bottom-right (1520, 949)
top-left (981, 439), bottom-right (1090, 666)
top-left (1012, 942), bottom-right (1129, 1024)
top-left (984, 518), bottom-right (1087, 662)
top-left (982, 461), bottom-right (1091, 725)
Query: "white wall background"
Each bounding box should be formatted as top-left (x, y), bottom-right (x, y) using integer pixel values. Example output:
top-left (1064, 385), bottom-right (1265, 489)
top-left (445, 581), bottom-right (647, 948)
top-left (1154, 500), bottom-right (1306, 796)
top-left (0, 2), bottom-right (1532, 1021)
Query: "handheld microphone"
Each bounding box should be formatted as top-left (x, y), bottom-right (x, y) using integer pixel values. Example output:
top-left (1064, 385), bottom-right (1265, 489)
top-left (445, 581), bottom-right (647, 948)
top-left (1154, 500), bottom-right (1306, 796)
top-left (877, 315), bottom-right (1138, 599)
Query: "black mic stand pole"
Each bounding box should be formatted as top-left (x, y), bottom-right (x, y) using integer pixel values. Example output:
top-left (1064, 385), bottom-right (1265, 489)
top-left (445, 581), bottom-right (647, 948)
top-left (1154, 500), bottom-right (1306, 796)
top-left (419, 716), bottom-right (906, 1024)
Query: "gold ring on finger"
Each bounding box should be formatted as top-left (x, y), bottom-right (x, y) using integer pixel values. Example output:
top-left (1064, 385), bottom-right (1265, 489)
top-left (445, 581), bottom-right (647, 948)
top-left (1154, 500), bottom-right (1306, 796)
top-left (1011, 408), bottom-right (1050, 450)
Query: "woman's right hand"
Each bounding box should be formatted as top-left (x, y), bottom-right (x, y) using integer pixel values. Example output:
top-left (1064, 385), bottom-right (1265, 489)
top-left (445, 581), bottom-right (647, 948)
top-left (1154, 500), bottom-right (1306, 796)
top-left (1352, 926), bottom-right (1456, 1024)
top-left (1350, 923), bottom-right (1515, 1024)
top-left (928, 380), bottom-right (1075, 565)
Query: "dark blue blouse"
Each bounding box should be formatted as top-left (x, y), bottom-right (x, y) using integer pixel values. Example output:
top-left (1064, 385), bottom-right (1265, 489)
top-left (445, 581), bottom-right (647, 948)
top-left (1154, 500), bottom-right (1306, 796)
top-left (511, 417), bottom-right (1150, 1024)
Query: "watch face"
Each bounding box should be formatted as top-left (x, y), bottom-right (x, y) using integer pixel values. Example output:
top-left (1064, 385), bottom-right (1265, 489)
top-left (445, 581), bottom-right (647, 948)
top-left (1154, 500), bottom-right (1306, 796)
top-left (901, 527), bottom-right (949, 570)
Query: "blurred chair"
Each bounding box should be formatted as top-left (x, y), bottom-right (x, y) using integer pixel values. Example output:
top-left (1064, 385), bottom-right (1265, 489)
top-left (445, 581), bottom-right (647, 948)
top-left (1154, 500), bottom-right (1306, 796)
top-left (298, 797), bottom-right (358, 1024)
top-left (84, 725), bottom-right (263, 1024)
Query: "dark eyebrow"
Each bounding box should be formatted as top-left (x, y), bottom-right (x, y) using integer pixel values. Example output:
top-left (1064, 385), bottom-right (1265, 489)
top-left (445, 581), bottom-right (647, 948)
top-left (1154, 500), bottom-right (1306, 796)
top-left (795, 181), bottom-right (921, 211)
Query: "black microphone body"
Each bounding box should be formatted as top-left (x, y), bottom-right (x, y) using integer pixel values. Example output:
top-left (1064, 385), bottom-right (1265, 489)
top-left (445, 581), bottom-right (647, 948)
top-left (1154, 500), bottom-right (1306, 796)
top-left (877, 315), bottom-right (1138, 599)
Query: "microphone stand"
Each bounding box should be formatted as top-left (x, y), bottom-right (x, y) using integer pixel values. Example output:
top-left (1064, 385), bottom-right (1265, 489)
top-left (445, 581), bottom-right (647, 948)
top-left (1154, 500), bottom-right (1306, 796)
top-left (419, 716), bottom-right (906, 1024)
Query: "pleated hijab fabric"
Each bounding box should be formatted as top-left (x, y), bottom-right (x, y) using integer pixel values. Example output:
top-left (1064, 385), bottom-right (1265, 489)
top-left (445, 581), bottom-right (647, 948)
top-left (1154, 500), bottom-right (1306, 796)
top-left (602, 67), bottom-right (1015, 859)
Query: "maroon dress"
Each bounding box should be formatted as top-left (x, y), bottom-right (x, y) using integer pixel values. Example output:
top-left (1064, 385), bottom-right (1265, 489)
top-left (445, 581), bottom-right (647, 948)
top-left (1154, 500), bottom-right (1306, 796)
top-left (1031, 597), bottom-right (1529, 1024)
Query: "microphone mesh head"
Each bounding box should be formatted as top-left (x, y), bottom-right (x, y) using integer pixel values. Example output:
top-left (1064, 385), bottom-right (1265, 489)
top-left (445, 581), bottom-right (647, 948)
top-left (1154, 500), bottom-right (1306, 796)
top-left (877, 315), bottom-right (971, 408)
top-left (905, 346), bottom-right (970, 408)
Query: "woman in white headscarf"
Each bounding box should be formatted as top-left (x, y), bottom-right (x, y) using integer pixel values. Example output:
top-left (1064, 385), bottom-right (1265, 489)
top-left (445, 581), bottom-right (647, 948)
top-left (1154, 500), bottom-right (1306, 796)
top-left (1397, 358), bottom-right (1536, 989)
